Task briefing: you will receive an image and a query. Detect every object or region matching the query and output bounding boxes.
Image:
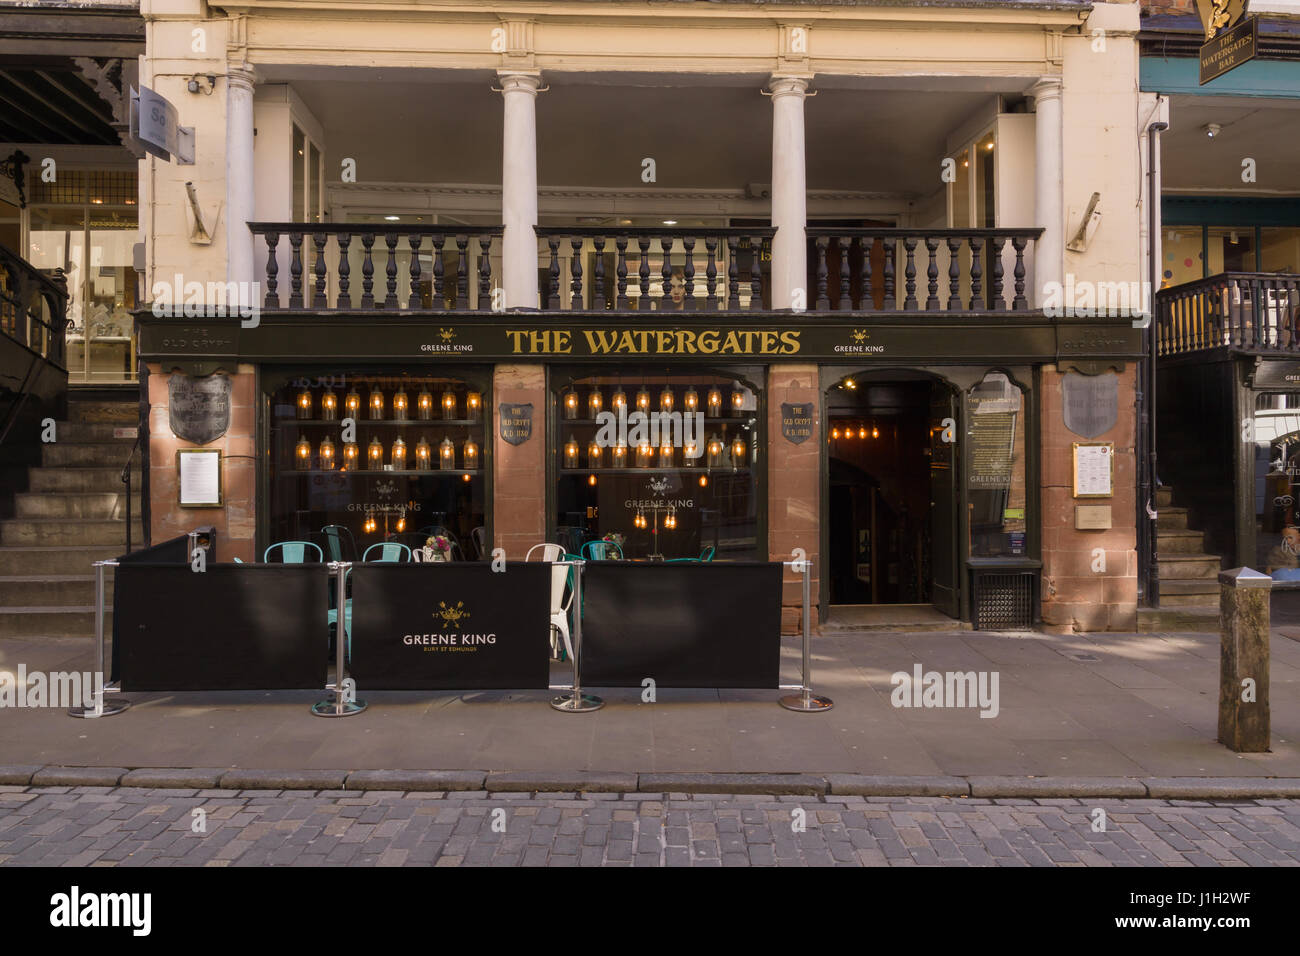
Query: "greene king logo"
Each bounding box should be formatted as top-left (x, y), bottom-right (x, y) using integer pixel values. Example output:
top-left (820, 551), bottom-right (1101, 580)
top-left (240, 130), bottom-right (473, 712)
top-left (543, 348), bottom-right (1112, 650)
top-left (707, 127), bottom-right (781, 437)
top-left (0, 666), bottom-right (101, 709)
top-left (50, 886), bottom-right (151, 936)
top-left (437, 600), bottom-right (470, 628)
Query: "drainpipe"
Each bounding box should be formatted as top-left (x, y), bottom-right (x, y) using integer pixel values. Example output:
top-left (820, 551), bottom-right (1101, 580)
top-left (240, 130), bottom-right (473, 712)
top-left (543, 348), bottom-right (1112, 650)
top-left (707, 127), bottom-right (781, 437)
top-left (1142, 118), bottom-right (1169, 608)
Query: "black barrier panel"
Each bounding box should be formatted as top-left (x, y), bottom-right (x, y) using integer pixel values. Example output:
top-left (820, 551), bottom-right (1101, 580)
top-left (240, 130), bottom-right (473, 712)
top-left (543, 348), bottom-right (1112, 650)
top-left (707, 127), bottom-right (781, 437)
top-left (112, 533), bottom-right (211, 681)
top-left (115, 564), bottom-right (328, 691)
top-left (349, 562), bottom-right (551, 690)
top-left (581, 562), bottom-right (783, 688)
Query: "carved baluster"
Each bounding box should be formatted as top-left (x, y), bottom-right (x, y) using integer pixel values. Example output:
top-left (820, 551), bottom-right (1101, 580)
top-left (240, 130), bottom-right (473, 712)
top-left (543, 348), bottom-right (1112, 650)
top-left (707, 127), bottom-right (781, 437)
top-left (705, 237), bottom-right (718, 311)
top-left (383, 233), bottom-right (399, 309)
top-left (263, 232), bottom-right (279, 309)
top-left (1011, 236), bottom-right (1029, 310)
top-left (749, 236), bottom-right (763, 311)
top-left (661, 237), bottom-right (673, 308)
top-left (312, 233), bottom-right (328, 308)
top-left (726, 236), bottom-right (740, 310)
top-left (359, 233), bottom-right (375, 308)
top-left (288, 232), bottom-right (304, 309)
top-left (336, 233), bottom-right (351, 310)
top-left (883, 239), bottom-right (895, 310)
top-left (479, 235), bottom-right (493, 309)
top-left (408, 235), bottom-right (422, 309)
top-left (967, 237), bottom-right (983, 311)
top-left (839, 238), bottom-right (852, 311)
top-left (925, 237), bottom-right (940, 311)
top-left (637, 237), bottom-right (652, 311)
top-left (455, 235), bottom-right (469, 310)
top-left (615, 236), bottom-right (629, 311)
top-left (860, 236), bottom-right (873, 312)
top-left (946, 237), bottom-right (962, 311)
top-left (814, 236), bottom-right (829, 310)
top-left (903, 238), bottom-right (918, 311)
top-left (989, 237), bottom-right (1006, 311)
top-left (547, 238), bottom-right (560, 310)
top-left (570, 237), bottom-right (584, 310)
top-left (432, 235), bottom-right (446, 308)
top-left (592, 236), bottom-right (606, 311)
top-left (682, 236), bottom-right (696, 311)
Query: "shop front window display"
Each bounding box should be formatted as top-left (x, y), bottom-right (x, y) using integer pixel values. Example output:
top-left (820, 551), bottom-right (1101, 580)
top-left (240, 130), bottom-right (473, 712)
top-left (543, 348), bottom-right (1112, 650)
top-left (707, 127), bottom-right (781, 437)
top-left (268, 370), bottom-right (488, 561)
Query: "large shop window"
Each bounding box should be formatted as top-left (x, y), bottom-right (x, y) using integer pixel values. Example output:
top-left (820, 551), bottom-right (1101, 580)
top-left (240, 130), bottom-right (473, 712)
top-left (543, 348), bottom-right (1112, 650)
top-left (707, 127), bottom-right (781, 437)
top-left (552, 367), bottom-right (762, 560)
top-left (268, 370), bottom-right (489, 561)
top-left (1254, 391), bottom-right (1300, 577)
top-left (966, 372), bottom-right (1027, 557)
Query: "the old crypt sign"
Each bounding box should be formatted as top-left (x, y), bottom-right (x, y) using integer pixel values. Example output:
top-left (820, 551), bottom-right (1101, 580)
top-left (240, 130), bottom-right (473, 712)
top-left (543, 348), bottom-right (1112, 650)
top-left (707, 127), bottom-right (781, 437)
top-left (499, 403), bottom-right (533, 445)
top-left (781, 402), bottom-right (814, 444)
top-left (1062, 371), bottom-right (1118, 439)
top-left (168, 372), bottom-right (231, 445)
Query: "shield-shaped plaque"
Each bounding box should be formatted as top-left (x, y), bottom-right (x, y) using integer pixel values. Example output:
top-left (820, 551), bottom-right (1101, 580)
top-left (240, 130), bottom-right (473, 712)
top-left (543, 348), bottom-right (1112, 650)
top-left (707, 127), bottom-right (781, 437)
top-left (1061, 371), bottom-right (1118, 439)
top-left (781, 402), bottom-right (814, 445)
top-left (168, 372), bottom-right (231, 445)
top-left (499, 402), bottom-right (533, 446)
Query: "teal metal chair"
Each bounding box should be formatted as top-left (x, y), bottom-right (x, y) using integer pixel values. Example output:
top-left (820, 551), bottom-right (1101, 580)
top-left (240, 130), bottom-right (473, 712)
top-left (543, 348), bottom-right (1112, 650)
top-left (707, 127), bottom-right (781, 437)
top-left (264, 541), bottom-right (323, 563)
top-left (320, 524), bottom-right (357, 563)
top-left (363, 542), bottom-right (411, 563)
top-left (699, 546), bottom-right (716, 562)
top-left (581, 540), bottom-right (623, 561)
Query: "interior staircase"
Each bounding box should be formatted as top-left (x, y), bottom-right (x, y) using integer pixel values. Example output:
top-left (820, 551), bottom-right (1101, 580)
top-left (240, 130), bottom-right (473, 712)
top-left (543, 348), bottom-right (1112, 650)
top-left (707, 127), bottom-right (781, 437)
top-left (0, 395), bottom-right (141, 639)
top-left (1139, 485), bottom-right (1223, 633)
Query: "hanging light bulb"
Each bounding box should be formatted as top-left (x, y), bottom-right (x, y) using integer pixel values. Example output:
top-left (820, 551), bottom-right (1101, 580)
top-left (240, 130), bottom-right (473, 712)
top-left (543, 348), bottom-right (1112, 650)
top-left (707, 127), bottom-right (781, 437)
top-left (295, 436), bottom-right (312, 469)
top-left (296, 388), bottom-right (313, 420)
top-left (345, 388), bottom-right (362, 418)
top-left (707, 387), bottom-right (722, 417)
top-left (636, 440), bottom-right (653, 468)
top-left (321, 391), bottom-right (338, 420)
top-left (364, 512), bottom-right (376, 534)
top-left (665, 507), bottom-right (677, 530)
top-left (564, 388), bottom-right (580, 420)
top-left (392, 388), bottom-right (409, 420)
top-left (843, 378), bottom-right (856, 390)
top-left (698, 474), bottom-right (708, 488)
top-left (660, 386), bottom-right (674, 412)
top-left (391, 436), bottom-right (407, 469)
top-left (415, 436), bottom-right (431, 470)
top-left (706, 434), bottom-right (723, 468)
top-left (466, 391), bottom-right (482, 422)
top-left (612, 441), bottom-right (627, 468)
top-left (636, 386), bottom-right (650, 413)
top-left (441, 387), bottom-right (457, 420)
top-left (463, 436), bottom-right (479, 470)
top-left (730, 387), bottom-right (745, 416)
top-left (588, 439), bottom-right (603, 468)
top-left (368, 387), bottom-right (384, 420)
top-left (683, 437), bottom-right (698, 466)
top-left (439, 436), bottom-right (455, 470)
top-left (859, 426), bottom-right (867, 439)
top-left (564, 435), bottom-right (580, 468)
top-left (684, 386), bottom-right (698, 412)
top-left (659, 439), bottom-right (674, 466)
top-left (731, 435), bottom-right (747, 468)
top-left (588, 473), bottom-right (597, 487)
top-left (462, 473), bottom-right (472, 482)
top-left (319, 435), bottom-right (335, 470)
top-left (367, 437), bottom-right (383, 467)
top-left (831, 427), bottom-right (840, 440)
top-left (395, 513), bottom-right (406, 533)
top-left (588, 387), bottom-right (603, 417)
top-left (417, 388), bottom-right (434, 420)
top-left (872, 426), bottom-right (879, 439)
top-left (611, 387), bottom-right (627, 413)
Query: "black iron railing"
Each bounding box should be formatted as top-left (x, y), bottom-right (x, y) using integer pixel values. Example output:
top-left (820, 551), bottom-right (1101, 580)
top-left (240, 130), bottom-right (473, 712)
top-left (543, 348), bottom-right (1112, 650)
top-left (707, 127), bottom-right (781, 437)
top-left (1157, 272), bottom-right (1300, 356)
top-left (0, 241), bottom-right (67, 365)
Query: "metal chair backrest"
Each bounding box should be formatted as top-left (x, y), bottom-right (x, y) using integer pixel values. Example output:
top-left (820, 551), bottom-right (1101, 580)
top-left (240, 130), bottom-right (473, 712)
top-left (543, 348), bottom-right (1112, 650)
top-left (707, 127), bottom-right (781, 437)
top-left (321, 524), bottom-right (356, 562)
top-left (363, 542), bottom-right (412, 563)
top-left (699, 546), bottom-right (716, 562)
top-left (581, 540), bottom-right (623, 561)
top-left (525, 543), bottom-right (565, 563)
top-left (264, 541), bottom-right (323, 564)
top-left (471, 526), bottom-right (487, 560)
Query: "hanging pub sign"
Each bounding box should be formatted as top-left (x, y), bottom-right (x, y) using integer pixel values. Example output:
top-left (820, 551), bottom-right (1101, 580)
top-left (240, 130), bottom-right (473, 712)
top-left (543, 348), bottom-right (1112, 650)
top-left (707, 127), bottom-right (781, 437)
top-left (499, 402), bottom-right (533, 445)
top-left (1061, 371), bottom-right (1118, 439)
top-left (168, 372), bottom-right (231, 444)
top-left (1196, 0), bottom-right (1257, 85)
top-left (1251, 362), bottom-right (1300, 389)
top-left (780, 402), bottom-right (814, 444)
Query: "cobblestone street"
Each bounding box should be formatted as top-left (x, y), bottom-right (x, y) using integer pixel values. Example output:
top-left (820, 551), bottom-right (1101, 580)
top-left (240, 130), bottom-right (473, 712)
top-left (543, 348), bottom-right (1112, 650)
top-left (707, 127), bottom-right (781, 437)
top-left (2, 787), bottom-right (1298, 867)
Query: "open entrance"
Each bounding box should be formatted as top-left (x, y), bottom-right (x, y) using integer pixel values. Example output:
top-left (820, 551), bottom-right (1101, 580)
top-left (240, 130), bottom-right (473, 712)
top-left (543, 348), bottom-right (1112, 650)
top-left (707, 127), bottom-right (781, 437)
top-left (825, 375), bottom-right (959, 618)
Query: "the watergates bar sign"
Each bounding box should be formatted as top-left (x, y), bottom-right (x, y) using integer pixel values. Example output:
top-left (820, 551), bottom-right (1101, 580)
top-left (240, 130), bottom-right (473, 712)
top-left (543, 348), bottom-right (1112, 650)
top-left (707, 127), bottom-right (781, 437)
top-left (139, 315), bottom-right (1142, 364)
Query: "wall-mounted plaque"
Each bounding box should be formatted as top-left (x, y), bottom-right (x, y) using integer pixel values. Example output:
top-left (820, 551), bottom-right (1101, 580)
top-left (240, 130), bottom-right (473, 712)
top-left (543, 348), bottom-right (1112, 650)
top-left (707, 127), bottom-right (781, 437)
top-left (178, 448), bottom-right (222, 508)
top-left (169, 372), bottom-right (231, 445)
top-left (1072, 442), bottom-right (1114, 498)
top-left (1062, 371), bottom-right (1117, 439)
top-left (499, 402), bottom-right (533, 446)
top-left (780, 402), bottom-right (813, 444)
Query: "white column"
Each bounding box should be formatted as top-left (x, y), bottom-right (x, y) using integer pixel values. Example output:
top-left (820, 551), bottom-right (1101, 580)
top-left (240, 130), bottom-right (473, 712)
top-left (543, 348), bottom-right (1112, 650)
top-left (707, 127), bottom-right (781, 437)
top-left (769, 75), bottom-right (809, 311)
top-left (1031, 77), bottom-right (1064, 306)
top-left (499, 71), bottom-right (541, 309)
top-left (226, 64), bottom-right (257, 306)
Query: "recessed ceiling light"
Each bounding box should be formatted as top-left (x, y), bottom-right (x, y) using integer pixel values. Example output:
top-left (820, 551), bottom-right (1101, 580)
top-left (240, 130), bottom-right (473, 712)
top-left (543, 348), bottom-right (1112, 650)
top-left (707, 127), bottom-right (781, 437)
top-left (384, 215), bottom-right (400, 221)
top-left (1204, 123), bottom-right (1222, 139)
top-left (663, 220), bottom-right (677, 226)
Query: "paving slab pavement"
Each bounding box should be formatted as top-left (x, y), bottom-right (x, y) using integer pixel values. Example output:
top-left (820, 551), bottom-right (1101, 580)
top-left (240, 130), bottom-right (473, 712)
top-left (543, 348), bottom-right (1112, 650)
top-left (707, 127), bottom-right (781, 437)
top-left (0, 629), bottom-right (1295, 779)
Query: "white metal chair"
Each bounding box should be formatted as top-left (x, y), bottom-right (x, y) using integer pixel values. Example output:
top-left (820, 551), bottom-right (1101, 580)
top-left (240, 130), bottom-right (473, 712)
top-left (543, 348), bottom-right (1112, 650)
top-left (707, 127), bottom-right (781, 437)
top-left (525, 544), bottom-right (573, 660)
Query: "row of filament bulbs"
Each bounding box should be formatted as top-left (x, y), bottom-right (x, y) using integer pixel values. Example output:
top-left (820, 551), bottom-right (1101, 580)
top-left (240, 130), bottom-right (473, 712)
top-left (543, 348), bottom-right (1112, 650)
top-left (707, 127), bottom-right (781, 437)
top-left (296, 386), bottom-right (481, 421)
top-left (295, 434), bottom-right (478, 470)
top-left (361, 509), bottom-right (408, 535)
top-left (830, 424), bottom-right (881, 441)
top-left (563, 434), bottom-right (747, 469)
top-left (563, 384), bottom-right (745, 419)
top-left (633, 505), bottom-right (678, 530)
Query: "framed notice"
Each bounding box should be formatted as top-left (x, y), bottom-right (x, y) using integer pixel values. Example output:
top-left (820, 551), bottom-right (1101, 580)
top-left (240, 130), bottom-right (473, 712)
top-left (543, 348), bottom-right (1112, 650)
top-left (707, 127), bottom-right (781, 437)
top-left (177, 448), bottom-right (222, 508)
top-left (1072, 442), bottom-right (1113, 498)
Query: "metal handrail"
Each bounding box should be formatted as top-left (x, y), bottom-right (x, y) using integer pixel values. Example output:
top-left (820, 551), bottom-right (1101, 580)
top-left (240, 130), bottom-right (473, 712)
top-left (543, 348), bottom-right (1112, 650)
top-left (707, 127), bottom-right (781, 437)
top-left (121, 427), bottom-right (143, 554)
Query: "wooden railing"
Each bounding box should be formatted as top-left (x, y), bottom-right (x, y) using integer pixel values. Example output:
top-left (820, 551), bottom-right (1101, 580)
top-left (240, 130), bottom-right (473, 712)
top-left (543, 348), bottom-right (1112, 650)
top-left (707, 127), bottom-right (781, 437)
top-left (0, 241), bottom-right (67, 366)
top-left (1157, 273), bottom-right (1300, 356)
top-left (806, 227), bottom-right (1044, 312)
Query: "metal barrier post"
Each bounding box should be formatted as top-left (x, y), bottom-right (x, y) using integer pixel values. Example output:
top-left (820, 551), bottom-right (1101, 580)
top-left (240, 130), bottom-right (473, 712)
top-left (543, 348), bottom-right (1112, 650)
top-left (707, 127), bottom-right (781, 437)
top-left (779, 557), bottom-right (833, 713)
top-left (551, 559), bottom-right (603, 713)
top-left (68, 559), bottom-right (130, 718)
top-left (312, 561), bottom-right (366, 717)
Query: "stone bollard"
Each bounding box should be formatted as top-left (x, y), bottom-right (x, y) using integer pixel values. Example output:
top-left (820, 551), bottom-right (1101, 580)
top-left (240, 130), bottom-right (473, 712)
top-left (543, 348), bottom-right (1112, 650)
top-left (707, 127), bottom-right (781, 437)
top-left (1217, 568), bottom-right (1271, 753)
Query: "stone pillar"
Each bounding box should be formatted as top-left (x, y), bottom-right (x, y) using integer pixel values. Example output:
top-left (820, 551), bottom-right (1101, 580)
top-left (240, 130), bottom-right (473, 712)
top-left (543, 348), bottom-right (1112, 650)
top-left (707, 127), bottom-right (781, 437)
top-left (767, 364), bottom-right (820, 633)
top-left (1030, 77), bottom-right (1063, 304)
top-left (769, 75), bottom-right (810, 311)
top-left (1217, 568), bottom-right (1271, 753)
top-left (493, 364), bottom-right (546, 557)
top-left (226, 64), bottom-right (257, 305)
top-left (499, 71), bottom-right (542, 309)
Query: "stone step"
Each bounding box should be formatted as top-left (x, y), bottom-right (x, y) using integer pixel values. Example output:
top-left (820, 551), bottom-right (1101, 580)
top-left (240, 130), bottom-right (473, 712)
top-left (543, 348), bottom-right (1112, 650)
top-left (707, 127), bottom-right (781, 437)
top-left (0, 518), bottom-right (141, 547)
top-left (1157, 578), bottom-right (1220, 596)
top-left (51, 422), bottom-right (140, 443)
top-left (1158, 554), bottom-right (1223, 579)
top-left (14, 492), bottom-right (140, 520)
top-left (66, 400), bottom-right (137, 424)
top-left (0, 546), bottom-right (122, 575)
top-left (1155, 486), bottom-right (1174, 508)
top-left (0, 575), bottom-right (105, 607)
top-left (1157, 529), bottom-right (1207, 553)
top-left (28, 466), bottom-right (140, 493)
top-left (0, 607), bottom-right (99, 639)
top-left (1159, 592), bottom-right (1222, 607)
top-left (1138, 605), bottom-right (1218, 633)
top-left (1156, 507), bottom-right (1190, 531)
top-left (41, 442), bottom-right (139, 468)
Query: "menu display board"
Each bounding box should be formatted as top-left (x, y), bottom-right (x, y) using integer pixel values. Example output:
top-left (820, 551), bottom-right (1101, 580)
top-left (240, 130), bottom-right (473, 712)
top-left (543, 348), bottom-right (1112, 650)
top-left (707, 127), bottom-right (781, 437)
top-left (1073, 442), bottom-right (1114, 498)
top-left (178, 448), bottom-right (222, 507)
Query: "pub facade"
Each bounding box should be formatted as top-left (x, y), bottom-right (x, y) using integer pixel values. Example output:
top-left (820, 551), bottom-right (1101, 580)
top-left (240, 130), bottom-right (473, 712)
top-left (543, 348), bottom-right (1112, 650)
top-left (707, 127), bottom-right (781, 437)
top-left (134, 0), bottom-right (1156, 633)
